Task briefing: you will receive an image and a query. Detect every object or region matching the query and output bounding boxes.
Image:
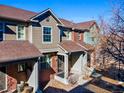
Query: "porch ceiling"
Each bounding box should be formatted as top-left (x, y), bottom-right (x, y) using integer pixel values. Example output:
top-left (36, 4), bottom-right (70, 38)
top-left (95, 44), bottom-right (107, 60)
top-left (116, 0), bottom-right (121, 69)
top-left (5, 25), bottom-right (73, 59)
top-left (0, 40), bottom-right (42, 64)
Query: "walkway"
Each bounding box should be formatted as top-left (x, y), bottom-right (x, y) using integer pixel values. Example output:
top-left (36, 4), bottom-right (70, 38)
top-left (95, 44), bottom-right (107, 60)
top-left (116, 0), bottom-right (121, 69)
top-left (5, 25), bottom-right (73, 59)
top-left (102, 76), bottom-right (118, 85)
top-left (85, 84), bottom-right (111, 93)
top-left (43, 76), bottom-right (124, 93)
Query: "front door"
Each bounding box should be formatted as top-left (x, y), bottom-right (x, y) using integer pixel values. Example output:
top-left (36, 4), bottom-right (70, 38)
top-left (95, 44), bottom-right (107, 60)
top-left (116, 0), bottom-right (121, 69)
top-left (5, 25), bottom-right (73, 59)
top-left (0, 66), bottom-right (7, 92)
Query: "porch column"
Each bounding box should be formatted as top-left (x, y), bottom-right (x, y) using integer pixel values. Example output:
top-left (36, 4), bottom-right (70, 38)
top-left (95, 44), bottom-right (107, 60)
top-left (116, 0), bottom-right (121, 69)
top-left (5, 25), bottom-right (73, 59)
top-left (64, 54), bottom-right (68, 79)
top-left (81, 53), bottom-right (84, 73)
top-left (27, 57), bottom-right (40, 92)
top-left (84, 52), bottom-right (88, 65)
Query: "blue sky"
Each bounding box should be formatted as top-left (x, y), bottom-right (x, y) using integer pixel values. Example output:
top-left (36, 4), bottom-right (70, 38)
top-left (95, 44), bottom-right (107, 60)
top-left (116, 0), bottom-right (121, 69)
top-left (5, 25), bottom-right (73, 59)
top-left (0, 0), bottom-right (112, 22)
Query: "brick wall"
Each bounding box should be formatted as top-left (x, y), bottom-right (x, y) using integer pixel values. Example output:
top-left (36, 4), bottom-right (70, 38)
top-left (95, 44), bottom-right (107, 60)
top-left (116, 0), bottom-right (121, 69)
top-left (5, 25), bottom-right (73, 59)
top-left (6, 64), bottom-right (27, 91)
top-left (72, 31), bottom-right (84, 42)
top-left (51, 53), bottom-right (58, 73)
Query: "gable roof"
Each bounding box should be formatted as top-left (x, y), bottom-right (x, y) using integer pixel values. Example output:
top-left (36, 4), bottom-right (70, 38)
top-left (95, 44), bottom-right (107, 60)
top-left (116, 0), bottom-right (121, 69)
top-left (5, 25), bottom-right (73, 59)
top-left (31, 8), bottom-right (63, 24)
top-left (0, 5), bottom-right (62, 24)
top-left (0, 40), bottom-right (42, 63)
top-left (76, 20), bottom-right (96, 29)
top-left (59, 18), bottom-right (97, 31)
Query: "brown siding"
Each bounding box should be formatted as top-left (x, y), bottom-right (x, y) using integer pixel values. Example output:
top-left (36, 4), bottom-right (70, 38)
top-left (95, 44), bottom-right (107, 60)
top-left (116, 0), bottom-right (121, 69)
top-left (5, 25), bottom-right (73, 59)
top-left (0, 19), bottom-right (29, 41)
top-left (5, 24), bottom-right (16, 40)
top-left (4, 61), bottom-right (35, 92)
top-left (5, 24), bottom-right (29, 40)
top-left (32, 15), bottom-right (60, 49)
top-left (6, 64), bottom-right (27, 91)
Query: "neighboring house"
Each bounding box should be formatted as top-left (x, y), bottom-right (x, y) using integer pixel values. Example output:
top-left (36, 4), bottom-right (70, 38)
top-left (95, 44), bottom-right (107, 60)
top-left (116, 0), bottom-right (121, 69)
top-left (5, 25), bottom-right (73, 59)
top-left (76, 20), bottom-right (100, 45)
top-left (0, 4), bottom-right (100, 92)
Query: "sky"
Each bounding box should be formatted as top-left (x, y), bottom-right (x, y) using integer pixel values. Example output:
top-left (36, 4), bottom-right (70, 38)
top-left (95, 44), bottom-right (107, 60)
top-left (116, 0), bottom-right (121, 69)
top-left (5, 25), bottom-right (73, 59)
top-left (0, 0), bottom-right (112, 23)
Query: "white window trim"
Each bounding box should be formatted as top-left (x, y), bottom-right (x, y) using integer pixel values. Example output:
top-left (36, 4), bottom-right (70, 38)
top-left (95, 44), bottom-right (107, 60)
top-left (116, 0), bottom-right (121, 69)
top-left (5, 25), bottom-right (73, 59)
top-left (28, 24), bottom-right (33, 43)
top-left (42, 26), bottom-right (52, 44)
top-left (59, 29), bottom-right (61, 42)
top-left (16, 24), bottom-right (26, 40)
top-left (68, 31), bottom-right (72, 40)
top-left (0, 22), bottom-right (5, 41)
top-left (0, 67), bottom-right (7, 92)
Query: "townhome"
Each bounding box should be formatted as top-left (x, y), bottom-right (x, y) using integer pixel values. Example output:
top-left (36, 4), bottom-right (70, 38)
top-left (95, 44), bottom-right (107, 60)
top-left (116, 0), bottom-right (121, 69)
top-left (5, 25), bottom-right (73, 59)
top-left (0, 4), bottom-right (99, 92)
top-left (55, 19), bottom-right (99, 84)
top-left (0, 5), bottom-right (43, 92)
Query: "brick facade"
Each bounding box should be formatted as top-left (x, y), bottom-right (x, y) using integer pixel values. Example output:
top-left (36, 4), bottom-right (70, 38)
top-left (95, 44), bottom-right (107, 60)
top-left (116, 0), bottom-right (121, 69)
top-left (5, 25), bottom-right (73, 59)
top-left (72, 31), bottom-right (84, 42)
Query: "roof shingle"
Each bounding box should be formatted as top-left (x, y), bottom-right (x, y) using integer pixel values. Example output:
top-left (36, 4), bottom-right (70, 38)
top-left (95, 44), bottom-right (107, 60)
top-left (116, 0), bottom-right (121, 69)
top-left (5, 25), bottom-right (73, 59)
top-left (0, 40), bottom-right (42, 63)
top-left (59, 18), bottom-right (96, 30)
top-left (59, 40), bottom-right (94, 53)
top-left (0, 4), bottom-right (37, 21)
top-left (76, 20), bottom-right (96, 29)
top-left (59, 40), bottom-right (85, 53)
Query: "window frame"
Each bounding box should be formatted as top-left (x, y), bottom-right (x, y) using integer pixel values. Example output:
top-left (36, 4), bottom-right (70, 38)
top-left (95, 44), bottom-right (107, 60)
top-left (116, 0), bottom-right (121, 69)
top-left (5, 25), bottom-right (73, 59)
top-left (0, 22), bottom-right (5, 41)
top-left (16, 24), bottom-right (26, 40)
top-left (0, 67), bottom-right (7, 92)
top-left (42, 26), bottom-right (52, 44)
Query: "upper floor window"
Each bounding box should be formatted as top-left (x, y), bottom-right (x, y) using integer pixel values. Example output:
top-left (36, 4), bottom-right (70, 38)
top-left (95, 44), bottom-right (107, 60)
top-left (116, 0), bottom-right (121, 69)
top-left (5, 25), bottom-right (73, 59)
top-left (17, 25), bottom-right (25, 40)
top-left (0, 23), bottom-right (4, 41)
top-left (42, 26), bottom-right (52, 43)
top-left (78, 32), bottom-right (81, 40)
top-left (66, 31), bottom-right (71, 40)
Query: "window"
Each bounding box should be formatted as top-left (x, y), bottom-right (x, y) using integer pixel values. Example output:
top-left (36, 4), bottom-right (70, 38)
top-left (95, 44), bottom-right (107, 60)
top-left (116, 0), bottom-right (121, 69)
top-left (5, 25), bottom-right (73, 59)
top-left (18, 64), bottom-right (26, 72)
top-left (40, 55), bottom-right (51, 69)
top-left (66, 31), bottom-right (71, 40)
top-left (42, 26), bottom-right (52, 43)
top-left (58, 55), bottom-right (64, 72)
top-left (0, 23), bottom-right (4, 41)
top-left (17, 25), bottom-right (25, 40)
top-left (57, 55), bottom-right (64, 78)
top-left (0, 67), bottom-right (7, 92)
top-left (91, 37), bottom-right (95, 41)
top-left (78, 33), bottom-right (81, 40)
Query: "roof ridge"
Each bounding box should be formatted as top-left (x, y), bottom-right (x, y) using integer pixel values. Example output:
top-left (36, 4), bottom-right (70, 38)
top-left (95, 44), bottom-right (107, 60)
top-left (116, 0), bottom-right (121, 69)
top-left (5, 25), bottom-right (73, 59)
top-left (76, 20), bottom-right (96, 24)
top-left (59, 18), bottom-right (76, 24)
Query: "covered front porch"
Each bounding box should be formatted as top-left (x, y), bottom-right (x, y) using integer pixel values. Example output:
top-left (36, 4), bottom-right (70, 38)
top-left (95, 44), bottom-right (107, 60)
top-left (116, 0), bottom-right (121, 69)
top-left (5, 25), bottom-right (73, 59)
top-left (0, 41), bottom-right (42, 93)
top-left (55, 40), bottom-right (94, 85)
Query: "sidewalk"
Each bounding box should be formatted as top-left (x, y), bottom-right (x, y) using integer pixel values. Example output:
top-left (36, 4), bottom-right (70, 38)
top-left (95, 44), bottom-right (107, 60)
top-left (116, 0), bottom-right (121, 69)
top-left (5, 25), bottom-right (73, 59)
top-left (102, 76), bottom-right (118, 85)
